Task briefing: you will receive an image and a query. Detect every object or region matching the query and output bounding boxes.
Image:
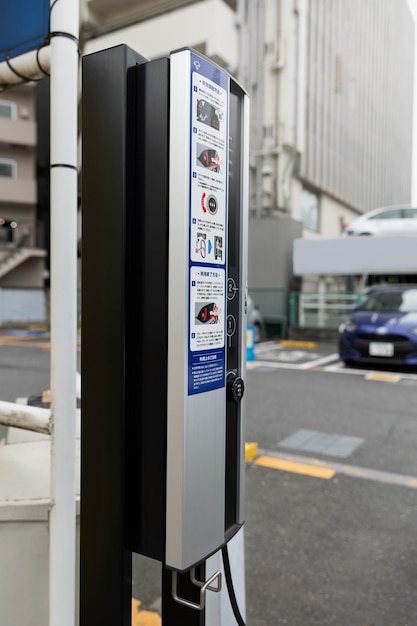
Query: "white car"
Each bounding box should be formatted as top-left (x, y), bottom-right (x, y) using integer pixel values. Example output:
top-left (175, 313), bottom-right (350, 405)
top-left (342, 205), bottom-right (417, 237)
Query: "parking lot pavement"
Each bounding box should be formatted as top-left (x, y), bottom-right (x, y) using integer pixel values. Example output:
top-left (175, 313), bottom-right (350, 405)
top-left (253, 339), bottom-right (339, 368)
top-left (245, 459), bottom-right (417, 626)
top-left (251, 338), bottom-right (417, 386)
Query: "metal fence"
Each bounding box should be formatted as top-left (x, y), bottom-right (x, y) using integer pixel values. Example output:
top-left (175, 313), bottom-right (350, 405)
top-left (289, 292), bottom-right (362, 329)
top-left (249, 288), bottom-right (288, 337)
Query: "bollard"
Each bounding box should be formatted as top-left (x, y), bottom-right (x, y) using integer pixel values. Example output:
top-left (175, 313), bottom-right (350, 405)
top-left (246, 325), bottom-right (256, 362)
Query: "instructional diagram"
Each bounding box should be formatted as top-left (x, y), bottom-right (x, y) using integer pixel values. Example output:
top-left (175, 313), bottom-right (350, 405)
top-left (188, 53), bottom-right (229, 395)
top-left (190, 65), bottom-right (227, 266)
top-left (190, 266), bottom-right (225, 351)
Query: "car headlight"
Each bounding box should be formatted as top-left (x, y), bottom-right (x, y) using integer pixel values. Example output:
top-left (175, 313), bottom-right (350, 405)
top-left (339, 321), bottom-right (357, 333)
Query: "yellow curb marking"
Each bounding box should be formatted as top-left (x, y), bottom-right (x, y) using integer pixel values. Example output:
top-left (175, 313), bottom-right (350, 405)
top-left (132, 599), bottom-right (161, 626)
top-left (365, 372), bottom-right (400, 383)
top-left (279, 340), bottom-right (318, 349)
top-left (255, 451), bottom-right (417, 489)
top-left (0, 335), bottom-right (80, 351)
top-left (245, 441), bottom-right (258, 462)
top-left (255, 455), bottom-right (336, 480)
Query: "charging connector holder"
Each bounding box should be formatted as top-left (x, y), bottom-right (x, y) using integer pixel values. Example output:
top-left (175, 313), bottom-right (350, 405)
top-left (171, 568), bottom-right (222, 611)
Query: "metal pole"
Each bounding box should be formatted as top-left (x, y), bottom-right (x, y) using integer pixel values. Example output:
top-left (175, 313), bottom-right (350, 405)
top-left (49, 0), bottom-right (79, 624)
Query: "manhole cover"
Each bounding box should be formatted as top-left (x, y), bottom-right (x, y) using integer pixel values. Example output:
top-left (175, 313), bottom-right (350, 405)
top-left (277, 429), bottom-right (364, 458)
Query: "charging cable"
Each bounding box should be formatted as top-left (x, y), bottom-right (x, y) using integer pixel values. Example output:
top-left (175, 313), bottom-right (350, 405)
top-left (221, 544), bottom-right (247, 626)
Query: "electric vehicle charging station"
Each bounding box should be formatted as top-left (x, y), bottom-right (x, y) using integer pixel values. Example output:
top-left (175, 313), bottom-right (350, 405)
top-left (81, 44), bottom-right (249, 625)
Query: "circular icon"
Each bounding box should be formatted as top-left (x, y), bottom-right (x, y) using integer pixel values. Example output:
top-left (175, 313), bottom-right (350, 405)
top-left (227, 314), bottom-right (236, 337)
top-left (207, 195), bottom-right (218, 215)
top-left (227, 278), bottom-right (237, 300)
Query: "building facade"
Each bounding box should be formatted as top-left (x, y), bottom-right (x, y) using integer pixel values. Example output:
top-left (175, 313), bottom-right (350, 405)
top-left (0, 84), bottom-right (46, 288)
top-left (82, 0), bottom-right (414, 224)
top-left (0, 0), bottom-right (413, 290)
top-left (81, 0), bottom-right (415, 295)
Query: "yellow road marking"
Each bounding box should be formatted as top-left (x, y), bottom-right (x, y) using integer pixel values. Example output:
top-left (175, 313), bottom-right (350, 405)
top-left (279, 340), bottom-right (318, 349)
top-left (131, 599), bottom-right (161, 626)
top-left (254, 455), bottom-right (336, 479)
top-left (245, 441), bottom-right (258, 462)
top-left (365, 372), bottom-right (400, 383)
top-left (0, 335), bottom-right (80, 351)
top-left (256, 450), bottom-right (417, 489)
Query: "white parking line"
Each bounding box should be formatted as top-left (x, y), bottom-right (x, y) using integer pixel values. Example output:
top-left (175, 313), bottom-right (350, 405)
top-left (256, 448), bottom-right (417, 489)
top-left (247, 360), bottom-right (302, 370)
top-left (248, 357), bottom-right (417, 384)
top-left (299, 353), bottom-right (340, 369)
top-left (323, 362), bottom-right (366, 375)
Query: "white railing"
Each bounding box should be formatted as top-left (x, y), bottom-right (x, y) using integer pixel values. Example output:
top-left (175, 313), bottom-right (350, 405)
top-left (298, 293), bottom-right (360, 329)
top-left (0, 400), bottom-right (50, 434)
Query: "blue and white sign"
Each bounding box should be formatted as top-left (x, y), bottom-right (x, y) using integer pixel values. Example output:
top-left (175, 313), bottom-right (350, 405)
top-left (188, 52), bottom-right (229, 395)
top-left (0, 0), bottom-right (50, 63)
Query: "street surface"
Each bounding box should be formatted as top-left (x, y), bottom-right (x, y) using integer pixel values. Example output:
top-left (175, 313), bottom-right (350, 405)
top-left (245, 340), bottom-right (417, 625)
top-left (1, 333), bottom-right (417, 624)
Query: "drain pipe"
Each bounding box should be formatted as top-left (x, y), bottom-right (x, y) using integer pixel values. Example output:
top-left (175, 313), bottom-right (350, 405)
top-left (49, 0), bottom-right (79, 624)
top-left (282, 0), bottom-right (300, 214)
top-left (235, 0), bottom-right (246, 85)
top-left (255, 0), bottom-right (265, 218)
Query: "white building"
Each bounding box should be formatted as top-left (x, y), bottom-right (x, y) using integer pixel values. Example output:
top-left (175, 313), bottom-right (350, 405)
top-left (0, 1), bottom-right (412, 292)
top-left (0, 84), bottom-right (46, 288)
top-left (81, 0), bottom-right (415, 297)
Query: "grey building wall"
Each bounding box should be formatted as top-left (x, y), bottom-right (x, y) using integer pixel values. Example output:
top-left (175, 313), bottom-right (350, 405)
top-left (301, 0), bottom-right (414, 212)
top-left (248, 215), bottom-right (302, 289)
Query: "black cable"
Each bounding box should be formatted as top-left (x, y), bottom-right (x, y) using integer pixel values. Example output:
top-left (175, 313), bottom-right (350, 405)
top-left (5, 56), bottom-right (41, 83)
top-left (221, 544), bottom-right (247, 626)
top-left (49, 0), bottom-right (60, 14)
top-left (36, 44), bottom-right (50, 77)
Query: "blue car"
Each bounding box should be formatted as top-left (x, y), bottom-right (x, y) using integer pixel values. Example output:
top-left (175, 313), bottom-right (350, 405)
top-left (338, 285), bottom-right (417, 366)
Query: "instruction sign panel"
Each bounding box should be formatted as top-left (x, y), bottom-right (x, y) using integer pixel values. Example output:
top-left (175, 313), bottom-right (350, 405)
top-left (188, 52), bottom-right (229, 395)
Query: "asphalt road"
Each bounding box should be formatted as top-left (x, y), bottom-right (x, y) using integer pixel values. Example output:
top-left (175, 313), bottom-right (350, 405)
top-left (244, 352), bottom-right (417, 625)
top-left (1, 334), bottom-right (417, 624)
top-left (134, 341), bottom-right (417, 624)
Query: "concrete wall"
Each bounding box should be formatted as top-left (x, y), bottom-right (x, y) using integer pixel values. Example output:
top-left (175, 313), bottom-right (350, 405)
top-left (248, 215), bottom-right (302, 290)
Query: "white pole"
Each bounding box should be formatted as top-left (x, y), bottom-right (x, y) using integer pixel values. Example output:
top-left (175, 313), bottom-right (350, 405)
top-left (49, 0), bottom-right (79, 624)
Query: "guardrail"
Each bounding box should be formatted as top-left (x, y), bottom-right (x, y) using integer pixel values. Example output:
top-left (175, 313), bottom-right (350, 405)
top-left (249, 289), bottom-right (365, 335)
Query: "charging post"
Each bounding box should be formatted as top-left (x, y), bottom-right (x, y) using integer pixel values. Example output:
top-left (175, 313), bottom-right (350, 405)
top-left (81, 45), bottom-right (249, 626)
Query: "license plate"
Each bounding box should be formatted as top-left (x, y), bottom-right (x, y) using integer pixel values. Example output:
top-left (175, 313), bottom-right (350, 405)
top-left (369, 342), bottom-right (394, 357)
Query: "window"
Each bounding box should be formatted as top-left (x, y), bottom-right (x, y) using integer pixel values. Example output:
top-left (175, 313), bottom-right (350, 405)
top-left (0, 159), bottom-right (17, 178)
top-left (301, 188), bottom-right (320, 231)
top-left (403, 208), bottom-right (417, 219)
top-left (0, 100), bottom-right (17, 120)
top-left (368, 209), bottom-right (401, 220)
